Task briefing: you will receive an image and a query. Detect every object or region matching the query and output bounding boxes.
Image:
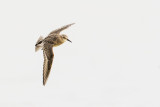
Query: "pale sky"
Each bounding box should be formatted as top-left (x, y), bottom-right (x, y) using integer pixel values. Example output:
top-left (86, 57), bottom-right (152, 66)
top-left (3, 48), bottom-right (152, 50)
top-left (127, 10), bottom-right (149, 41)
top-left (0, 0), bottom-right (160, 107)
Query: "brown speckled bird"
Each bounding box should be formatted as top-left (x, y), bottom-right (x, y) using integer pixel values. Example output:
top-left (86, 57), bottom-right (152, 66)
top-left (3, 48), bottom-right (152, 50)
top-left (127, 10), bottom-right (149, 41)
top-left (35, 23), bottom-right (74, 86)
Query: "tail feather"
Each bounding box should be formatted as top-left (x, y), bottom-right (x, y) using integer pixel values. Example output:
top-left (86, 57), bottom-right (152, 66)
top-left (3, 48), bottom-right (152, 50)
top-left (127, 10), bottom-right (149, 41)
top-left (35, 36), bottom-right (43, 52)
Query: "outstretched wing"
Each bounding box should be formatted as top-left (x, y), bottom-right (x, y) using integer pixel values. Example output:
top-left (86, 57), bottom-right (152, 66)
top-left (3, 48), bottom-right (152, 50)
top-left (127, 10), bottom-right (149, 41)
top-left (48, 23), bottom-right (75, 36)
top-left (43, 43), bottom-right (54, 86)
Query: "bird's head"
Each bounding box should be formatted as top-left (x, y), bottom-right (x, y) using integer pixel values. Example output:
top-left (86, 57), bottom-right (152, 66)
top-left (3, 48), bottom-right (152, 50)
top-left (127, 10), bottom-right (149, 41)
top-left (61, 34), bottom-right (72, 43)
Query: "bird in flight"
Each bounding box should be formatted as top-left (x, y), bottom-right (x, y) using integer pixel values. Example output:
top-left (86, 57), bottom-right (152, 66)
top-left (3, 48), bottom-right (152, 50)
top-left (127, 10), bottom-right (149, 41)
top-left (35, 23), bottom-right (74, 86)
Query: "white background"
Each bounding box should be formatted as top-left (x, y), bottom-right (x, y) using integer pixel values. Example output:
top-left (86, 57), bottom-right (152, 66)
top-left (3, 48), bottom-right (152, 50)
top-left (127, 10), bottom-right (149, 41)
top-left (0, 0), bottom-right (160, 107)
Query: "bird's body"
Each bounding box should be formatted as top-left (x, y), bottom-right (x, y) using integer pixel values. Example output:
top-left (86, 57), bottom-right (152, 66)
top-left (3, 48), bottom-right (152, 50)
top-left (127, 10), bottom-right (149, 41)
top-left (35, 23), bottom-right (74, 85)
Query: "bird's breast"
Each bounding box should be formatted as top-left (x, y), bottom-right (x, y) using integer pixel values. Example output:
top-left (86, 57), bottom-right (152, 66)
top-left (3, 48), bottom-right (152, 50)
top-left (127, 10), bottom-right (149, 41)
top-left (53, 39), bottom-right (64, 47)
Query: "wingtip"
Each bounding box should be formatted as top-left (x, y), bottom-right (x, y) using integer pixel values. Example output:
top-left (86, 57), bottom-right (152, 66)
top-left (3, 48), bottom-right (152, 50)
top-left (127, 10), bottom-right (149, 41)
top-left (67, 23), bottom-right (75, 28)
top-left (71, 23), bottom-right (75, 25)
top-left (43, 81), bottom-right (46, 86)
top-left (43, 78), bottom-right (48, 86)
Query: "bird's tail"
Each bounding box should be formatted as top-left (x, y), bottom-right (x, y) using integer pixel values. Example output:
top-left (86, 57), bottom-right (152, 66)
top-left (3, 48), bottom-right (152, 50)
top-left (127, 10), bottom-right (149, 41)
top-left (35, 36), bottom-right (44, 52)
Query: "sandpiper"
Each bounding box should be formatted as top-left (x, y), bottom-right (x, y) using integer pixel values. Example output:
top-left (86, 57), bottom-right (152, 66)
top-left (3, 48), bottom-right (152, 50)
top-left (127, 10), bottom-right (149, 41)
top-left (35, 23), bottom-right (74, 85)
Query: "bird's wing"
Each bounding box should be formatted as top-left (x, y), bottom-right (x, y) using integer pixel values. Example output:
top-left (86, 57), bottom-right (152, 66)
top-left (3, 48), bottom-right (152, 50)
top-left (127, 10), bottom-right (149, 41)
top-left (48, 23), bottom-right (75, 36)
top-left (43, 43), bottom-right (54, 86)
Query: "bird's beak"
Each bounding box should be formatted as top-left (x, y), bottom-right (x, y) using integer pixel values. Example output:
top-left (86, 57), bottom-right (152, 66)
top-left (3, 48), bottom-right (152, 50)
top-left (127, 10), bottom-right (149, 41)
top-left (67, 38), bottom-right (72, 43)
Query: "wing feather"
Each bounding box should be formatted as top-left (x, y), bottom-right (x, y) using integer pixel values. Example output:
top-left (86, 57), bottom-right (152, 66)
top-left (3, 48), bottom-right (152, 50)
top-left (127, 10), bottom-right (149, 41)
top-left (43, 43), bottom-right (54, 85)
top-left (48, 23), bottom-right (75, 36)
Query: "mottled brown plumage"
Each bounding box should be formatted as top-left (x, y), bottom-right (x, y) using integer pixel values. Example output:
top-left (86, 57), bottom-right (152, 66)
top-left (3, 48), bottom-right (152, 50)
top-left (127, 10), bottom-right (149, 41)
top-left (35, 23), bottom-right (74, 85)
